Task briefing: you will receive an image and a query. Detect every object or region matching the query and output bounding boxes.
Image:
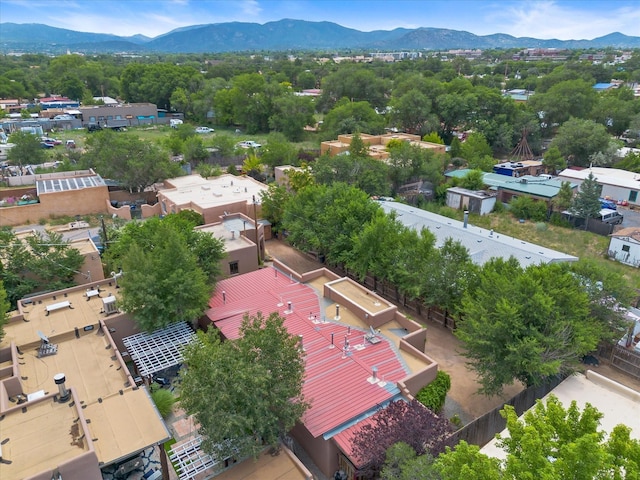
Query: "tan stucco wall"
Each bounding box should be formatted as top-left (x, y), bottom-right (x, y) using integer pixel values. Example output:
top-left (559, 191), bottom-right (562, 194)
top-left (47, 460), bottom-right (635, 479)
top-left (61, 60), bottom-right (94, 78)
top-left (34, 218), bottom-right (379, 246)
top-left (0, 186), bottom-right (110, 227)
top-left (290, 423), bottom-right (339, 478)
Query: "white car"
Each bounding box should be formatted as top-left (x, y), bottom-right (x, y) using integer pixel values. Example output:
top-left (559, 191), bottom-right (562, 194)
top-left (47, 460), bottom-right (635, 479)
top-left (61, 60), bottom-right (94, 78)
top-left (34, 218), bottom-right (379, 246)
top-left (236, 140), bottom-right (262, 149)
top-left (195, 126), bottom-right (214, 133)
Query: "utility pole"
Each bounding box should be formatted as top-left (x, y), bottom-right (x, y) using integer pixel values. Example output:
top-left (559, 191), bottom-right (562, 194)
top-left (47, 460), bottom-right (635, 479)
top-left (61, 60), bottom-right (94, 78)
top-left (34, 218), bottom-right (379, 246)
top-left (252, 195), bottom-right (260, 265)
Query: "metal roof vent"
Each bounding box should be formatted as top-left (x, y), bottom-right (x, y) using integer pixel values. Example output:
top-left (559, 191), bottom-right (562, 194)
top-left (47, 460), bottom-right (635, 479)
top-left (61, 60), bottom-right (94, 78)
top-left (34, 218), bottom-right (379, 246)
top-left (54, 373), bottom-right (70, 402)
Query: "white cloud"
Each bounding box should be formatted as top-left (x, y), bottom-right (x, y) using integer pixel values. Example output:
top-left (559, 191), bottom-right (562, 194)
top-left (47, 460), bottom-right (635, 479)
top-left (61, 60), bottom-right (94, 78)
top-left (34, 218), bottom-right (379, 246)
top-left (490, 1), bottom-right (640, 39)
top-left (240, 0), bottom-right (262, 16)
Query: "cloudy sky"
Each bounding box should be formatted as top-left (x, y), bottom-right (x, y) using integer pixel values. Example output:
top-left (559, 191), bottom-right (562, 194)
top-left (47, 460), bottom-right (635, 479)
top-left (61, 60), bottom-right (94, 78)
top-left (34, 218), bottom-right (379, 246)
top-left (1, 0), bottom-right (638, 39)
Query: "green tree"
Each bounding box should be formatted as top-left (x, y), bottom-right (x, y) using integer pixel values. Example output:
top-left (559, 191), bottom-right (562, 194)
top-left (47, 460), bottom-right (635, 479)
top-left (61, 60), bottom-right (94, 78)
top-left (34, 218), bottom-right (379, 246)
top-left (282, 183), bottom-right (379, 265)
top-left (529, 79), bottom-right (597, 130)
top-left (119, 223), bottom-right (211, 331)
top-left (550, 118), bottom-right (611, 167)
top-left (381, 442), bottom-right (441, 480)
top-left (0, 280), bottom-right (10, 342)
top-left (269, 93), bottom-right (315, 141)
top-left (389, 89), bottom-right (439, 136)
top-left (84, 130), bottom-right (183, 192)
top-left (7, 130), bottom-right (46, 168)
top-left (0, 229), bottom-right (84, 309)
top-left (456, 258), bottom-right (599, 395)
top-left (423, 132), bottom-right (445, 144)
top-left (552, 181), bottom-right (574, 211)
top-left (569, 171), bottom-right (602, 229)
top-left (180, 312), bottom-right (308, 460)
top-left (259, 132), bottom-right (297, 173)
top-left (459, 169), bottom-right (485, 190)
top-left (460, 132), bottom-right (493, 170)
top-left (436, 396), bottom-right (640, 479)
top-left (449, 136), bottom-right (462, 158)
top-left (321, 99), bottom-right (385, 140)
top-left (435, 441), bottom-right (502, 480)
top-left (421, 238), bottom-right (478, 318)
top-left (259, 183), bottom-right (291, 234)
top-left (183, 136), bottom-right (209, 164)
top-left (542, 146), bottom-right (566, 175)
top-left (104, 213), bottom-right (224, 285)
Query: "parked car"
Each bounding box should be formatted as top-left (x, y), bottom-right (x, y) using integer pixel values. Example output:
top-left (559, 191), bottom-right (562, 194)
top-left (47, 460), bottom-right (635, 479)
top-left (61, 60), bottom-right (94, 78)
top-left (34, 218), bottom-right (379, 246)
top-left (195, 126), bottom-right (214, 133)
top-left (41, 137), bottom-right (62, 145)
top-left (40, 141), bottom-right (55, 149)
top-left (65, 139), bottom-right (77, 149)
top-left (236, 140), bottom-right (262, 149)
top-left (87, 124), bottom-right (103, 132)
top-left (170, 119), bottom-right (184, 128)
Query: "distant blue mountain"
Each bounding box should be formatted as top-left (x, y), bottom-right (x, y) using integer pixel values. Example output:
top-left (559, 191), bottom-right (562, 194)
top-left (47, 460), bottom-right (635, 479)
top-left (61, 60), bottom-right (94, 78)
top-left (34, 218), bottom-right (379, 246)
top-left (1, 20), bottom-right (638, 53)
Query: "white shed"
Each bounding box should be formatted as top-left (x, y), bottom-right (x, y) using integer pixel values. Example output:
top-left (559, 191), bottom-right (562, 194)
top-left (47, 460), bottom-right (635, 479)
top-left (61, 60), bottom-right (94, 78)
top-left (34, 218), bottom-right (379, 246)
top-left (609, 228), bottom-right (640, 267)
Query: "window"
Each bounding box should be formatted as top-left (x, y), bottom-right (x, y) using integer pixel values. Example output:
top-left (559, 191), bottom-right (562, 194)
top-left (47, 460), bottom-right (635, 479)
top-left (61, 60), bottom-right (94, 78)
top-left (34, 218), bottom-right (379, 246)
top-left (229, 261), bottom-right (239, 275)
top-left (630, 191), bottom-right (638, 203)
top-left (622, 245), bottom-right (631, 252)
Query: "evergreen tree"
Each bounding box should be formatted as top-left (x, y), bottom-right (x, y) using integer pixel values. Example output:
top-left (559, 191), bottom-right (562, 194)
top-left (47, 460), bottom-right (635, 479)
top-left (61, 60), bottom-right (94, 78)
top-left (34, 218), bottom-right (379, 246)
top-left (569, 171), bottom-right (602, 228)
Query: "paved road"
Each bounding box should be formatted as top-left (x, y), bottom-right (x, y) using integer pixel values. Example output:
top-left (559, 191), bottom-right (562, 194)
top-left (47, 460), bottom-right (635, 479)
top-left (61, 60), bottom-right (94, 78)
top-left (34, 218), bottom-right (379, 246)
top-left (618, 205), bottom-right (640, 229)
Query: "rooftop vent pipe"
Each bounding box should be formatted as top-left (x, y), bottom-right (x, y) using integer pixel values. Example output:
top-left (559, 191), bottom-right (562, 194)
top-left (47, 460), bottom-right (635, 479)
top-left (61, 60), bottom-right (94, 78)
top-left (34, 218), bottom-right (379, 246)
top-left (54, 373), bottom-right (70, 402)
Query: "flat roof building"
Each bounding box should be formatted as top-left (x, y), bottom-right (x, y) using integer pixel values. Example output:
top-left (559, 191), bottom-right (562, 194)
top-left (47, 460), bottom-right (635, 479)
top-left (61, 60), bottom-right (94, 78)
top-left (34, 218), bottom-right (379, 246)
top-left (379, 200), bottom-right (578, 266)
top-left (157, 174), bottom-right (267, 224)
top-left (0, 284), bottom-right (171, 480)
top-left (321, 133), bottom-right (446, 159)
top-left (481, 370), bottom-right (640, 460)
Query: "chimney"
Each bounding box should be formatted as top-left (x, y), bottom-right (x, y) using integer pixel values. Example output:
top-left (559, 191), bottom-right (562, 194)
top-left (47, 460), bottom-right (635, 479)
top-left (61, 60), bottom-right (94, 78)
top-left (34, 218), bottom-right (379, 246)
top-left (54, 373), bottom-right (70, 402)
top-left (231, 230), bottom-right (235, 240)
top-left (463, 210), bottom-right (469, 228)
top-left (372, 366), bottom-right (378, 381)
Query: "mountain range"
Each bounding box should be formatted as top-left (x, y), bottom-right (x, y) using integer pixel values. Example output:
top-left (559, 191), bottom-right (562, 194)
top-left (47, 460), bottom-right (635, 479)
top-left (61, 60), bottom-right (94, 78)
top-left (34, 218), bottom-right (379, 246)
top-left (1, 20), bottom-right (639, 54)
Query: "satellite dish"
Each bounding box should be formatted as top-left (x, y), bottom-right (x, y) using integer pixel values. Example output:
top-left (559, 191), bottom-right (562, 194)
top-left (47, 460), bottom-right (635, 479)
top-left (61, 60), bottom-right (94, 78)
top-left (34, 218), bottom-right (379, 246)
top-left (37, 330), bottom-right (50, 343)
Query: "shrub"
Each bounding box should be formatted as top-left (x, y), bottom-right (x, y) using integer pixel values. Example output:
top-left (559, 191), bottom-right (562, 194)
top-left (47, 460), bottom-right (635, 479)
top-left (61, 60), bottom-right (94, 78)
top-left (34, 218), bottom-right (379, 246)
top-left (416, 370), bottom-right (451, 413)
top-left (151, 387), bottom-right (176, 418)
top-left (535, 222), bottom-right (548, 232)
top-left (509, 196), bottom-right (547, 222)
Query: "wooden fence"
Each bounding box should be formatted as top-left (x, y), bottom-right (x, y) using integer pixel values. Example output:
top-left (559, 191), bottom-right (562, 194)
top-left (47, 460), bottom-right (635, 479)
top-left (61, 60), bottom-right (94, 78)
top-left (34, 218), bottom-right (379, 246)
top-left (448, 375), bottom-right (566, 447)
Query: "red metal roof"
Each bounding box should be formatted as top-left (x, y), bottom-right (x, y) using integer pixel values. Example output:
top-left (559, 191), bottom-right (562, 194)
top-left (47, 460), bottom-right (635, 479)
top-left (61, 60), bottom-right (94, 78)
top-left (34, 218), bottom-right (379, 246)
top-left (332, 415), bottom-right (377, 468)
top-left (206, 267), bottom-right (408, 439)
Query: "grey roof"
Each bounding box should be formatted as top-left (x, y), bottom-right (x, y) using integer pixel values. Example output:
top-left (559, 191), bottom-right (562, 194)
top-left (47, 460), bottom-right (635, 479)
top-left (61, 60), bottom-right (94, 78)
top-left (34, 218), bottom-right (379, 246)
top-left (379, 201), bottom-right (578, 267)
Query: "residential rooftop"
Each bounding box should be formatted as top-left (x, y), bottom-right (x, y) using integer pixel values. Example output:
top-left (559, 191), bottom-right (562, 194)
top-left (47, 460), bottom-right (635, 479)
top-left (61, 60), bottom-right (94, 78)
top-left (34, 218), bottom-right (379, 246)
top-left (481, 370), bottom-right (640, 460)
top-left (0, 283), bottom-right (170, 480)
top-left (379, 200), bottom-right (578, 266)
top-left (206, 265), bottom-right (438, 441)
top-left (558, 167), bottom-right (640, 190)
top-left (159, 174), bottom-right (267, 211)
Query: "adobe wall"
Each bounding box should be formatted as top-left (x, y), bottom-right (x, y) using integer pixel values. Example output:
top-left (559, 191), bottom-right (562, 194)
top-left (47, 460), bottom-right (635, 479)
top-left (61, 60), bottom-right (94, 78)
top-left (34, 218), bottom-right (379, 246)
top-left (290, 423), bottom-right (339, 479)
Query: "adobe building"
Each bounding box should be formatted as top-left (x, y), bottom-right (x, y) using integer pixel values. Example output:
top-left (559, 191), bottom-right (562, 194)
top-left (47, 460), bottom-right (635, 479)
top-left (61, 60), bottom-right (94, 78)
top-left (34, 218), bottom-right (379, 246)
top-left (155, 174), bottom-right (268, 225)
top-left (0, 282), bottom-right (171, 480)
top-left (195, 212), bottom-right (264, 276)
top-left (321, 133), bottom-right (446, 159)
top-left (0, 170), bottom-right (110, 227)
top-left (205, 263), bottom-right (440, 479)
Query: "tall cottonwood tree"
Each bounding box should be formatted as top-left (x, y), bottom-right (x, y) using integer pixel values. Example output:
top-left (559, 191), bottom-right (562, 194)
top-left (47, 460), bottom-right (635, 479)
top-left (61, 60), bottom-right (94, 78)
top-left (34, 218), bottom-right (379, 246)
top-left (119, 223), bottom-right (211, 331)
top-left (180, 312), bottom-right (308, 460)
top-left (456, 258), bottom-right (599, 395)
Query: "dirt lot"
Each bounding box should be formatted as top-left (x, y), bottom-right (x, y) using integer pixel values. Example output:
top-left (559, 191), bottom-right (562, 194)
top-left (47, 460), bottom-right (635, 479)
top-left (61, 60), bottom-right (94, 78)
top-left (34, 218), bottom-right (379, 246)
top-left (265, 239), bottom-right (640, 424)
